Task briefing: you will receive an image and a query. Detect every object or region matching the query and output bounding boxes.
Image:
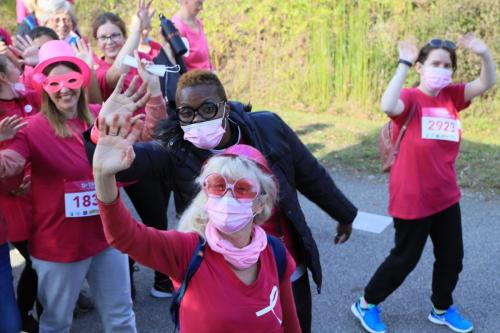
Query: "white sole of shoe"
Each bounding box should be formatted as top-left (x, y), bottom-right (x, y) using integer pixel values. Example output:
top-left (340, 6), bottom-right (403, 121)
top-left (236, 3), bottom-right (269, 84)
top-left (351, 303), bottom-right (386, 333)
top-left (428, 314), bottom-right (473, 333)
top-left (150, 287), bottom-right (174, 298)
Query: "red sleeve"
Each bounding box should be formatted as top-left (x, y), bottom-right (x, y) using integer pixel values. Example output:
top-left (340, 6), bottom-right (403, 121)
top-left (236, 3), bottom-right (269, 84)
top-left (445, 84), bottom-right (471, 112)
top-left (95, 64), bottom-right (113, 101)
top-left (139, 95), bottom-right (167, 141)
top-left (281, 250), bottom-right (300, 333)
top-left (98, 195), bottom-right (198, 280)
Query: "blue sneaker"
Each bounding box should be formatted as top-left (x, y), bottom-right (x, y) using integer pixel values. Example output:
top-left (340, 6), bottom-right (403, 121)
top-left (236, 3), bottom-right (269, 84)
top-left (428, 306), bottom-right (473, 333)
top-left (351, 299), bottom-right (387, 333)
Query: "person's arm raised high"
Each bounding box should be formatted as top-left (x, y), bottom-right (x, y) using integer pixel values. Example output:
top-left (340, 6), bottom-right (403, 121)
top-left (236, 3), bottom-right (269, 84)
top-left (380, 38), bottom-right (419, 117)
top-left (459, 33), bottom-right (496, 102)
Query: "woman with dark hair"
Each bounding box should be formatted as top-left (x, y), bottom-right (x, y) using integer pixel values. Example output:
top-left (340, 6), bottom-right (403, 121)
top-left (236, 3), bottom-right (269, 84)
top-left (351, 34), bottom-right (496, 333)
top-left (0, 39), bottom-right (163, 332)
top-left (91, 0), bottom-right (178, 299)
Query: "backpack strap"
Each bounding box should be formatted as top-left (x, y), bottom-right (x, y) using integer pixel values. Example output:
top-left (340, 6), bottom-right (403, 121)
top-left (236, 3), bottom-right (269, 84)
top-left (267, 235), bottom-right (287, 281)
top-left (170, 236), bottom-right (205, 332)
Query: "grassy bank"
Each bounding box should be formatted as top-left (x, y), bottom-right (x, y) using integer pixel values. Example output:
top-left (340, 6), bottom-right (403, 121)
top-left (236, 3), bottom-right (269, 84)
top-left (0, 0), bottom-right (498, 192)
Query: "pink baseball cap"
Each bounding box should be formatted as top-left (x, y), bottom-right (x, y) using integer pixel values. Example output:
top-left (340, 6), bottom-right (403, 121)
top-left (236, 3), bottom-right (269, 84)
top-left (33, 40), bottom-right (91, 87)
top-left (222, 144), bottom-right (272, 174)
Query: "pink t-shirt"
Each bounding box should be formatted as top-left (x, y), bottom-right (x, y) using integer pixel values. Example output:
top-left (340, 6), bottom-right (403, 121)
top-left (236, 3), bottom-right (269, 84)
top-left (171, 15), bottom-right (212, 71)
top-left (99, 198), bottom-right (300, 333)
top-left (0, 90), bottom-right (39, 242)
top-left (7, 105), bottom-right (108, 262)
top-left (388, 84), bottom-right (470, 219)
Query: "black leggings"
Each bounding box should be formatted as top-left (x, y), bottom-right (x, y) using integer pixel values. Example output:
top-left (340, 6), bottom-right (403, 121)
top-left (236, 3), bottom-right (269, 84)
top-left (364, 203), bottom-right (463, 309)
top-left (11, 240), bottom-right (38, 319)
top-left (292, 272), bottom-right (312, 333)
top-left (124, 179), bottom-right (171, 283)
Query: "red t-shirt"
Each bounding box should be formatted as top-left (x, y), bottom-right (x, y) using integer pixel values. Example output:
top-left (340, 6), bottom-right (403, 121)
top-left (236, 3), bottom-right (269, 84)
top-left (7, 105), bottom-right (108, 262)
top-left (0, 90), bottom-right (39, 242)
top-left (388, 84), bottom-right (470, 219)
top-left (94, 52), bottom-right (151, 101)
top-left (99, 198), bottom-right (300, 333)
top-left (171, 16), bottom-right (212, 71)
top-left (261, 210), bottom-right (302, 263)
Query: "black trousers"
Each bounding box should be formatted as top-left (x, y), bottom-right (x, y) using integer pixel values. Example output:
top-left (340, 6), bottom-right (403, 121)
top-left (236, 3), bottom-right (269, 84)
top-left (11, 240), bottom-right (38, 319)
top-left (124, 179), bottom-right (171, 283)
top-left (292, 271), bottom-right (312, 333)
top-left (364, 203), bottom-right (463, 310)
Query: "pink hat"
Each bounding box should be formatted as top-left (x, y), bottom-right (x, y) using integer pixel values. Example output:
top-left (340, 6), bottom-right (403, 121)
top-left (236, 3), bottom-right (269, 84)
top-left (222, 144), bottom-right (272, 174)
top-left (33, 40), bottom-right (90, 87)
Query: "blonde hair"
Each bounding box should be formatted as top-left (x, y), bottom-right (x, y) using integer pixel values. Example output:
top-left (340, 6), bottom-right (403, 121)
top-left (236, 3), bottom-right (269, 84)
top-left (41, 62), bottom-right (93, 137)
top-left (178, 155), bottom-right (278, 238)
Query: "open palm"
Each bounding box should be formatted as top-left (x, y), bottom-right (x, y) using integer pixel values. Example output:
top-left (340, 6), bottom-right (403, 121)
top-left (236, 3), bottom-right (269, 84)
top-left (93, 115), bottom-right (143, 176)
top-left (99, 74), bottom-right (150, 124)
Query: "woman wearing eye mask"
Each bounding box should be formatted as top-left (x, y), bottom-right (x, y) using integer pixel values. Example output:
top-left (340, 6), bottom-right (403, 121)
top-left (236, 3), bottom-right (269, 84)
top-left (0, 39), bottom-right (165, 332)
top-left (93, 137), bottom-right (301, 332)
top-left (351, 33), bottom-right (496, 333)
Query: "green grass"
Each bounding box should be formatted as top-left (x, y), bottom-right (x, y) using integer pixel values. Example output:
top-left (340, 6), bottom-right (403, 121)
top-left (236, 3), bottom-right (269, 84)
top-left (270, 107), bottom-right (500, 195)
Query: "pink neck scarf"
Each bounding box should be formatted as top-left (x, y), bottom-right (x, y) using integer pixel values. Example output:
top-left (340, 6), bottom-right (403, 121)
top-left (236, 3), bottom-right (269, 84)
top-left (205, 222), bottom-right (267, 270)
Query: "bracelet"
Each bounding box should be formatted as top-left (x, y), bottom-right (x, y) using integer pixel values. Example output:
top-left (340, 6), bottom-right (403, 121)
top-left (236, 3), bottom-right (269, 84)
top-left (398, 59), bottom-right (413, 67)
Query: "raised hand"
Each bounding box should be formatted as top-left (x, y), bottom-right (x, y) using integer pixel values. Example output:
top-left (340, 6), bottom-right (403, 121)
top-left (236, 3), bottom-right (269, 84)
top-left (12, 35), bottom-right (39, 67)
top-left (10, 174), bottom-right (31, 196)
top-left (458, 33), bottom-right (489, 55)
top-left (0, 41), bottom-right (9, 55)
top-left (72, 38), bottom-right (94, 68)
top-left (99, 74), bottom-right (150, 124)
top-left (398, 37), bottom-right (419, 64)
top-left (134, 50), bottom-right (161, 96)
top-left (93, 114), bottom-right (143, 176)
top-left (135, 0), bottom-right (156, 32)
top-left (0, 115), bottom-right (27, 142)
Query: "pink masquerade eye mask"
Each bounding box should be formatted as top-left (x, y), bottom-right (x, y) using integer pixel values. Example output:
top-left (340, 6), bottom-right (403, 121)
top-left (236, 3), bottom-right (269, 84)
top-left (35, 72), bottom-right (84, 94)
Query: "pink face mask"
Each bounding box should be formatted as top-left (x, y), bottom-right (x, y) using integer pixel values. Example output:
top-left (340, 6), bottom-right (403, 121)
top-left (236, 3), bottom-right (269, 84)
top-left (422, 67), bottom-right (452, 91)
top-left (41, 72), bottom-right (84, 94)
top-left (204, 196), bottom-right (255, 234)
top-left (181, 117), bottom-right (226, 149)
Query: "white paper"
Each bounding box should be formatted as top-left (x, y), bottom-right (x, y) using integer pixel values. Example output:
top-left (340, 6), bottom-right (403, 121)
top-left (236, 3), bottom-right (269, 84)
top-left (352, 211), bottom-right (392, 234)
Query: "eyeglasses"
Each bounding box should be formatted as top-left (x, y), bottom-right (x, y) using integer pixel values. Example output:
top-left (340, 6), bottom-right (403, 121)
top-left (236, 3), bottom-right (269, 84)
top-left (427, 39), bottom-right (456, 50)
top-left (203, 173), bottom-right (260, 201)
top-left (176, 101), bottom-right (226, 124)
top-left (97, 33), bottom-right (123, 43)
top-left (42, 72), bottom-right (83, 93)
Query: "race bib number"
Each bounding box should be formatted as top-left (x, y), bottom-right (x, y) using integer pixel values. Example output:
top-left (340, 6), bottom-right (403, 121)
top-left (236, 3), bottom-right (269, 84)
top-left (421, 107), bottom-right (460, 142)
top-left (64, 180), bottom-right (98, 218)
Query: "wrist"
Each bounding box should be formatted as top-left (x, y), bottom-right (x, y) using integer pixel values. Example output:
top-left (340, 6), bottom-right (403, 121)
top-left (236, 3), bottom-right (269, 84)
top-left (398, 59), bottom-right (413, 67)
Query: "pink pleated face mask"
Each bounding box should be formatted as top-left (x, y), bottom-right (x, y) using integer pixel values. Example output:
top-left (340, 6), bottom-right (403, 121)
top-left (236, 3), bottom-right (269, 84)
top-left (203, 174), bottom-right (260, 234)
top-left (422, 67), bottom-right (452, 91)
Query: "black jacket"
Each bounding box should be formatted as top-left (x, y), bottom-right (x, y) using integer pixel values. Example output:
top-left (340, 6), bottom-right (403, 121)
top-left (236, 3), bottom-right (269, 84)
top-left (84, 102), bottom-right (358, 292)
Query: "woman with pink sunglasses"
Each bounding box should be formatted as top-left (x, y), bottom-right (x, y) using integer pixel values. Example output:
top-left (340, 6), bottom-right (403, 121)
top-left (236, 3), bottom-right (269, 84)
top-left (93, 135), bottom-right (301, 332)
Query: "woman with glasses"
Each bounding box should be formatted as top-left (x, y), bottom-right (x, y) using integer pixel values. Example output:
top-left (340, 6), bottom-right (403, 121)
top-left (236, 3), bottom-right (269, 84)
top-left (351, 34), bottom-right (496, 333)
top-left (93, 134), bottom-right (301, 332)
top-left (91, 0), bottom-right (180, 300)
top-left (92, 0), bottom-right (154, 101)
top-left (85, 69), bottom-right (358, 333)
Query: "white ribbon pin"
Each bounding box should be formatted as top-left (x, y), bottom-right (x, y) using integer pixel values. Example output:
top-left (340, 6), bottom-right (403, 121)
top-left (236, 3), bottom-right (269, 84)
top-left (255, 285), bottom-right (282, 325)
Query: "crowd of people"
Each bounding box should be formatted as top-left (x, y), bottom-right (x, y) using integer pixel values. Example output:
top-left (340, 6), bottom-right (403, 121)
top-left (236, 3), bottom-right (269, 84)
top-left (0, 0), bottom-right (496, 333)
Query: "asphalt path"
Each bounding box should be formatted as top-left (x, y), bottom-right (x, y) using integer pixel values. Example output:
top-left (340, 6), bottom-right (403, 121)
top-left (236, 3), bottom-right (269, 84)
top-left (11, 169), bottom-right (500, 333)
